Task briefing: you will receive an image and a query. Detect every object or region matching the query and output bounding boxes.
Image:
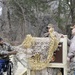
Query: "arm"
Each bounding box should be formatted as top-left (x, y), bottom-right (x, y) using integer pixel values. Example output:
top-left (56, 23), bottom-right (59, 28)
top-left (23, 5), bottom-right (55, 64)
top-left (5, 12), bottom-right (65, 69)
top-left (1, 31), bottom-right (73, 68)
top-left (7, 45), bottom-right (17, 55)
top-left (0, 50), bottom-right (17, 56)
top-left (68, 52), bottom-right (74, 59)
top-left (0, 43), bottom-right (17, 56)
top-left (67, 38), bottom-right (71, 46)
top-left (7, 51), bottom-right (17, 55)
top-left (67, 51), bottom-right (75, 62)
top-left (44, 32), bottom-right (49, 37)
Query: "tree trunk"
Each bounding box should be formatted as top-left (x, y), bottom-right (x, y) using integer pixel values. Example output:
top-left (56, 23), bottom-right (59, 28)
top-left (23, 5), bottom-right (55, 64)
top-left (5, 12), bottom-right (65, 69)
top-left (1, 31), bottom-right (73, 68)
top-left (69, 0), bottom-right (75, 24)
top-left (13, 0), bottom-right (28, 37)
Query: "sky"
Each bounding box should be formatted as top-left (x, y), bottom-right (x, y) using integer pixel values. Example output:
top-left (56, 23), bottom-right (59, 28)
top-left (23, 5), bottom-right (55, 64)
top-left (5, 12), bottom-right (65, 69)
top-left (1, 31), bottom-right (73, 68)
top-left (0, 6), bottom-right (2, 15)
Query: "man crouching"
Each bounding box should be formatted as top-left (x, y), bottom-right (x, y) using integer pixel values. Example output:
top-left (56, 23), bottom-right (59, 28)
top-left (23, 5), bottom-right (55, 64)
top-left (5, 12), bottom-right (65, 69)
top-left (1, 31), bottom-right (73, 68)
top-left (0, 37), bottom-right (17, 75)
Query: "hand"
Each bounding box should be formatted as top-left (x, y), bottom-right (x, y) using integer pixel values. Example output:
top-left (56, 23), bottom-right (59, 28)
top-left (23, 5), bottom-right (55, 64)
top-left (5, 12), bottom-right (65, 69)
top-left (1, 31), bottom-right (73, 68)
top-left (44, 32), bottom-right (49, 36)
top-left (12, 51), bottom-right (17, 55)
top-left (9, 51), bottom-right (17, 55)
top-left (51, 56), bottom-right (55, 62)
top-left (61, 34), bottom-right (64, 38)
top-left (67, 57), bottom-right (70, 62)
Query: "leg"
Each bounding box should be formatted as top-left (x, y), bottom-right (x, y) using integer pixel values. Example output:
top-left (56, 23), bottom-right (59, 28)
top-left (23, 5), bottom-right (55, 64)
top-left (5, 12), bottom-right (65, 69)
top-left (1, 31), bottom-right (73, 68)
top-left (74, 70), bottom-right (75, 75)
top-left (0, 71), bottom-right (3, 75)
top-left (0, 63), bottom-right (3, 75)
top-left (7, 61), bottom-right (14, 75)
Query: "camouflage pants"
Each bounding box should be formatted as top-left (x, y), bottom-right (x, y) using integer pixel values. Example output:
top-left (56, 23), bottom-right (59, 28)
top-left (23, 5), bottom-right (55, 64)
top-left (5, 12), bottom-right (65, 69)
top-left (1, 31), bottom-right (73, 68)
top-left (67, 61), bottom-right (75, 75)
top-left (68, 70), bottom-right (75, 75)
top-left (35, 68), bottom-right (62, 75)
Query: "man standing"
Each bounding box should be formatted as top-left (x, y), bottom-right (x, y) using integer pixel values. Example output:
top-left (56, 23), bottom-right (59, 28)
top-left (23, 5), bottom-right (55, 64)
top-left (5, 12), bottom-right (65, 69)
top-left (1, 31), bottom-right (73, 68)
top-left (67, 25), bottom-right (75, 75)
top-left (0, 37), bottom-right (17, 75)
top-left (44, 24), bottom-right (62, 75)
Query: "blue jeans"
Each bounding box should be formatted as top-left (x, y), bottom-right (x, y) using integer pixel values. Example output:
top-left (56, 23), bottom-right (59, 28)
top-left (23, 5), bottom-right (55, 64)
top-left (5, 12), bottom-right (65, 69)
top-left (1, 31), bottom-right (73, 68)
top-left (74, 71), bottom-right (75, 75)
top-left (0, 59), bottom-right (9, 72)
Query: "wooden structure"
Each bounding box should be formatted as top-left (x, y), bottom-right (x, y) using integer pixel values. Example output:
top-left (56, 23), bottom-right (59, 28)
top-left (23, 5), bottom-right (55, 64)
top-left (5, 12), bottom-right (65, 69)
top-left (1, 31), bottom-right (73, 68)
top-left (27, 35), bottom-right (67, 75)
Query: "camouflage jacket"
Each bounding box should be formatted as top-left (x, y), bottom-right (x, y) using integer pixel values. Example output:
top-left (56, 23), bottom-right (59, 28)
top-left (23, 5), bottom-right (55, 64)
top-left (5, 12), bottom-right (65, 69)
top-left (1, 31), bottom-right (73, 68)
top-left (0, 42), bottom-right (13, 59)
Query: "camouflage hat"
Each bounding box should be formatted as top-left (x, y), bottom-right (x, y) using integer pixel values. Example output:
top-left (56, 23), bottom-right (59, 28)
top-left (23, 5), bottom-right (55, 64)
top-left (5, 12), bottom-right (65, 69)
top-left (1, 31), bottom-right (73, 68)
top-left (47, 24), bottom-right (53, 28)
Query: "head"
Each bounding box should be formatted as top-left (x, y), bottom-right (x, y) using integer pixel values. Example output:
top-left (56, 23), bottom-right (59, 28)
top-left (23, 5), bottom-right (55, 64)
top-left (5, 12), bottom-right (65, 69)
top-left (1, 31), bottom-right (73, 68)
top-left (47, 24), bottom-right (53, 28)
top-left (71, 25), bottom-right (75, 35)
top-left (72, 28), bottom-right (75, 35)
top-left (47, 24), bottom-right (53, 32)
top-left (0, 37), bottom-right (3, 45)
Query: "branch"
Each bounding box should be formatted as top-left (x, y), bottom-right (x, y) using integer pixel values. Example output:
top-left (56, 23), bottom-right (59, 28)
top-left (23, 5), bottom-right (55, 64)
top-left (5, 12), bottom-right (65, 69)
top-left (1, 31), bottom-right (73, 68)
top-left (0, 1), bottom-right (3, 3)
top-left (0, 1), bottom-right (6, 5)
top-left (13, 0), bottom-right (25, 19)
top-left (13, 0), bottom-right (24, 12)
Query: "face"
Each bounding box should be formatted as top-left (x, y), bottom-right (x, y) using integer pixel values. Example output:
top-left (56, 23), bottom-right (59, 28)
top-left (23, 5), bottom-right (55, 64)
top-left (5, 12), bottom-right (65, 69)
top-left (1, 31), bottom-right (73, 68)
top-left (0, 40), bottom-right (3, 44)
top-left (72, 28), bottom-right (75, 35)
top-left (48, 27), bottom-right (50, 31)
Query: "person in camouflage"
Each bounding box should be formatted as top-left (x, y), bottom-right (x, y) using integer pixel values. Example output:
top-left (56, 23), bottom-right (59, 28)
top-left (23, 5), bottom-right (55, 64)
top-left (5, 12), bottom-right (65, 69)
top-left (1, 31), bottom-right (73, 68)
top-left (67, 25), bottom-right (75, 75)
top-left (0, 37), bottom-right (17, 74)
top-left (43, 24), bottom-right (62, 75)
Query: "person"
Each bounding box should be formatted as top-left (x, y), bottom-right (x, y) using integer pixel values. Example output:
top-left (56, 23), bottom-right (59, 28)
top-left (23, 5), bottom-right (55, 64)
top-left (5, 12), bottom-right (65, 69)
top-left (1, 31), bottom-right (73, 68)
top-left (44, 24), bottom-right (62, 39)
top-left (67, 25), bottom-right (75, 75)
top-left (0, 37), bottom-right (17, 74)
top-left (43, 24), bottom-right (62, 75)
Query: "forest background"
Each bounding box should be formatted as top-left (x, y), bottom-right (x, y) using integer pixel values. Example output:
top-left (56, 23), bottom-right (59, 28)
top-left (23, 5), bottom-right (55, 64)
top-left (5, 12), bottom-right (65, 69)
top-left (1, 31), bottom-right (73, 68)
top-left (0, 0), bottom-right (75, 44)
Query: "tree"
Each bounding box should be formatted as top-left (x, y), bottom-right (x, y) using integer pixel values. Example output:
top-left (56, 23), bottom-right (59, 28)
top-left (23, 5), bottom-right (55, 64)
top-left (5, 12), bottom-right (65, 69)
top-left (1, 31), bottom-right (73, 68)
top-left (8, 0), bottom-right (48, 37)
top-left (67, 0), bottom-right (75, 24)
top-left (1, 0), bottom-right (74, 41)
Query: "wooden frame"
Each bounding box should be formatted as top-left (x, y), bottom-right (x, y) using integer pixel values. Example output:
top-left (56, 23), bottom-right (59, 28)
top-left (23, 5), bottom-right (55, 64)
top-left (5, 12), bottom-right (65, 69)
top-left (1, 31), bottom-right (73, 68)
top-left (48, 35), bottom-right (67, 75)
top-left (27, 35), bottom-right (67, 75)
